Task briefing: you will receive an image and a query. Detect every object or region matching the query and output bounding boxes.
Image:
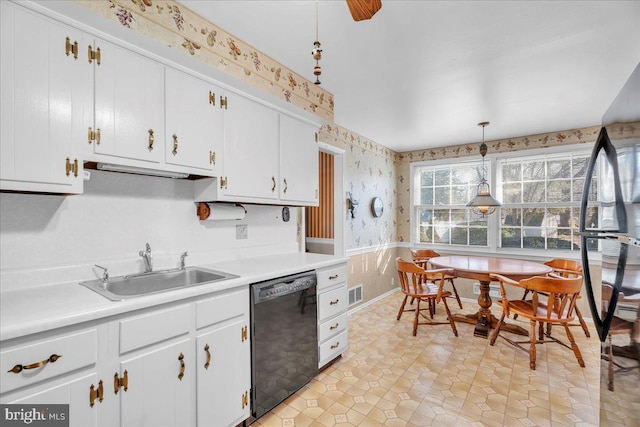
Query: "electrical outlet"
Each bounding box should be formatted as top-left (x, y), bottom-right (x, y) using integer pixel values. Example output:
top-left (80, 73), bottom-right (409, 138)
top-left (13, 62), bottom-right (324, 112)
top-left (391, 277), bottom-right (395, 287)
top-left (236, 224), bottom-right (248, 240)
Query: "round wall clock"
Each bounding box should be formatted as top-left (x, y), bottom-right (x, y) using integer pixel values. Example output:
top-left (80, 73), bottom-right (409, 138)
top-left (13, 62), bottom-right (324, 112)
top-left (371, 197), bottom-right (384, 217)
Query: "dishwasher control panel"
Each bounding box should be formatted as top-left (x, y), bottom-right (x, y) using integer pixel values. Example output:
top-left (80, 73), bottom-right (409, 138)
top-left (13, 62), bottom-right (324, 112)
top-left (252, 271), bottom-right (317, 303)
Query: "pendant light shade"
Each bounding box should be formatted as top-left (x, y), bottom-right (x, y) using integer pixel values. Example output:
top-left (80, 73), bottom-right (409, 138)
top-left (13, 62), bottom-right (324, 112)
top-left (466, 122), bottom-right (501, 217)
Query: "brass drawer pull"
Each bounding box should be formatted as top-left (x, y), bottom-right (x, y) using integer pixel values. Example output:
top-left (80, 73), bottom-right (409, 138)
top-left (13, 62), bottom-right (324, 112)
top-left (204, 344), bottom-right (211, 370)
top-left (329, 323), bottom-right (339, 330)
top-left (172, 134), bottom-right (179, 156)
top-left (330, 342), bottom-right (340, 350)
top-left (89, 380), bottom-right (104, 408)
top-left (148, 129), bottom-right (154, 151)
top-left (7, 354), bottom-right (62, 374)
top-left (178, 352), bottom-right (185, 381)
top-left (329, 299), bottom-right (339, 305)
top-left (329, 274), bottom-right (339, 280)
top-left (114, 370), bottom-right (128, 394)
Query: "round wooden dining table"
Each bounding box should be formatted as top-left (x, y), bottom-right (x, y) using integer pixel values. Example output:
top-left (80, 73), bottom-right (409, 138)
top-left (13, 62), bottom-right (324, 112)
top-left (429, 255), bottom-right (553, 338)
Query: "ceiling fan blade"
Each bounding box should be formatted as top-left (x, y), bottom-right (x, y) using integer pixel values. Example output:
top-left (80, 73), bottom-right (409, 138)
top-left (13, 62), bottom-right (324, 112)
top-left (346, 0), bottom-right (382, 21)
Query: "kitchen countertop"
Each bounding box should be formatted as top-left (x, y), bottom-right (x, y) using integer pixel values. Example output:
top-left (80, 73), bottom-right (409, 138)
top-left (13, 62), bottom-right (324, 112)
top-left (0, 252), bottom-right (346, 342)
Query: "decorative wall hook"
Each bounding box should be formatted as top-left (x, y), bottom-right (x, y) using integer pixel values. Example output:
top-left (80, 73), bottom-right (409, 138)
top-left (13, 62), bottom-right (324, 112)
top-left (347, 192), bottom-right (359, 218)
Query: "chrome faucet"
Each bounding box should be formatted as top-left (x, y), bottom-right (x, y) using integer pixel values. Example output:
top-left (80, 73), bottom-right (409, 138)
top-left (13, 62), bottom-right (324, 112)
top-left (179, 252), bottom-right (189, 270)
top-left (95, 264), bottom-right (109, 282)
top-left (139, 243), bottom-right (153, 273)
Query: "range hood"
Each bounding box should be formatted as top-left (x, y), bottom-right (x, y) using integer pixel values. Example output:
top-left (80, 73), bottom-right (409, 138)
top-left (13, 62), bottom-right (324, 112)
top-left (95, 162), bottom-right (189, 179)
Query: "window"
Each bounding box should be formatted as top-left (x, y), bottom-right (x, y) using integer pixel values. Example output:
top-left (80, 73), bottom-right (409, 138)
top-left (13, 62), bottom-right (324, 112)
top-left (498, 153), bottom-right (592, 251)
top-left (414, 162), bottom-right (489, 247)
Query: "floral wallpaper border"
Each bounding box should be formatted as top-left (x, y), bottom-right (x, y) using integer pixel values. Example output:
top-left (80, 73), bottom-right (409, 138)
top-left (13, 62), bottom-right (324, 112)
top-left (73, 0), bottom-right (334, 122)
top-left (319, 123), bottom-right (400, 163)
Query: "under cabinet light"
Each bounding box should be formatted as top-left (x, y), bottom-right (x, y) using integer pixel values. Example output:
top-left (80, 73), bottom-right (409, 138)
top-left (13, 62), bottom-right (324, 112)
top-left (96, 163), bottom-right (189, 179)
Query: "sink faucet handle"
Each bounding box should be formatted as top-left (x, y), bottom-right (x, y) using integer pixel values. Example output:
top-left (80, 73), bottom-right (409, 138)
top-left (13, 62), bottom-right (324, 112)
top-left (145, 243), bottom-right (151, 253)
top-left (95, 264), bottom-right (109, 282)
top-left (180, 252), bottom-right (189, 270)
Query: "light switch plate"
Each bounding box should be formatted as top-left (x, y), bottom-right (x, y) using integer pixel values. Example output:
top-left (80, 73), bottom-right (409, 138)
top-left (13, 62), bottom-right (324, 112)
top-left (236, 224), bottom-right (248, 240)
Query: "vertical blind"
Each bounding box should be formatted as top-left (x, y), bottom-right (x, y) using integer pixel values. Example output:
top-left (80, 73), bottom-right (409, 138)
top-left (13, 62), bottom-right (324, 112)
top-left (306, 151), bottom-right (334, 238)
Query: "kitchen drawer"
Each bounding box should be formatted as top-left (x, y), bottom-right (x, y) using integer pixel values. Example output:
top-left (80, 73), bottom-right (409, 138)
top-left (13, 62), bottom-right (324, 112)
top-left (316, 263), bottom-right (347, 291)
top-left (318, 286), bottom-right (348, 321)
top-left (1, 329), bottom-right (97, 394)
top-left (119, 304), bottom-right (190, 354)
top-left (196, 287), bottom-right (248, 329)
top-left (319, 330), bottom-right (348, 366)
top-left (318, 312), bottom-right (348, 343)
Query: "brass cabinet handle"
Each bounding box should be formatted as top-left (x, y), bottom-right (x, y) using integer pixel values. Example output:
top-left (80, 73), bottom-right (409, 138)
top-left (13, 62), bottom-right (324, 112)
top-left (330, 299), bottom-right (339, 305)
top-left (89, 380), bottom-right (104, 408)
top-left (148, 129), bottom-right (154, 151)
top-left (329, 323), bottom-right (339, 330)
top-left (65, 37), bottom-right (78, 59)
top-left (330, 342), bottom-right (340, 350)
top-left (271, 176), bottom-right (276, 192)
top-left (88, 45), bottom-right (101, 65)
top-left (172, 134), bottom-right (179, 156)
top-left (209, 91), bottom-right (215, 105)
top-left (178, 352), bottom-right (185, 381)
top-left (283, 178), bottom-right (288, 194)
top-left (114, 370), bottom-right (128, 394)
top-left (7, 354), bottom-right (62, 374)
top-left (204, 344), bottom-right (211, 370)
top-left (329, 274), bottom-right (339, 280)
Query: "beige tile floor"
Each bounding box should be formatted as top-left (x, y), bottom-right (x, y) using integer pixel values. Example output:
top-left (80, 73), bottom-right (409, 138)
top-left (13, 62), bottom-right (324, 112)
top-left (253, 292), bottom-right (637, 427)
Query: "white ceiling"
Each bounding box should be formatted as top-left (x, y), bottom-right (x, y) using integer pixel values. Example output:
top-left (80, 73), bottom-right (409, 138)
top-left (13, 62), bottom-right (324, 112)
top-left (178, 1), bottom-right (640, 152)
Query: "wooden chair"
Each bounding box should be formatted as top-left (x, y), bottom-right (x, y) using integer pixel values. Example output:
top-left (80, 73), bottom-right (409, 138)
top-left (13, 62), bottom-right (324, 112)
top-left (411, 249), bottom-right (462, 309)
top-left (601, 284), bottom-right (640, 391)
top-left (489, 273), bottom-right (585, 370)
top-left (514, 259), bottom-right (590, 338)
top-left (396, 257), bottom-right (458, 337)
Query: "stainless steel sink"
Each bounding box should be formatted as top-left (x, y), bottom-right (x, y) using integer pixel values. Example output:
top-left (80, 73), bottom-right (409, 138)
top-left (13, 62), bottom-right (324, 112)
top-left (80, 267), bottom-right (238, 301)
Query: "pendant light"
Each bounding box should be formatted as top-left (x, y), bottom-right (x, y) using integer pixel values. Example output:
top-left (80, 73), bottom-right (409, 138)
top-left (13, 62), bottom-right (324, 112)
top-left (466, 121), bottom-right (501, 217)
top-left (311, 0), bottom-right (322, 85)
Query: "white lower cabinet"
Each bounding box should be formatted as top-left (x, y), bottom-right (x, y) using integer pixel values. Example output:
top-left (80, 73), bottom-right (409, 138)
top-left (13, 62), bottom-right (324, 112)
top-left (316, 263), bottom-right (349, 369)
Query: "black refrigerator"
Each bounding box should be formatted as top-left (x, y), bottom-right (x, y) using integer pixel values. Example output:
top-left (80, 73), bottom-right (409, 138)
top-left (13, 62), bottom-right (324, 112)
top-left (580, 63), bottom-right (640, 422)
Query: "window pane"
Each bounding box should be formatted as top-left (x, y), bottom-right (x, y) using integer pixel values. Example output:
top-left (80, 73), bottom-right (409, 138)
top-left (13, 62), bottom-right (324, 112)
top-left (419, 226), bottom-right (433, 243)
top-left (548, 159), bottom-right (571, 179)
top-left (420, 187), bottom-right (433, 204)
top-left (434, 169), bottom-right (449, 185)
top-left (502, 163), bottom-right (521, 182)
top-left (523, 161), bottom-right (545, 180)
top-left (548, 229), bottom-right (573, 250)
top-left (469, 228), bottom-right (488, 246)
top-left (501, 228), bottom-right (521, 248)
top-left (501, 208), bottom-right (521, 226)
top-left (421, 170), bottom-right (433, 186)
top-left (584, 207), bottom-right (599, 228)
top-left (547, 180), bottom-right (571, 202)
top-left (523, 228), bottom-right (545, 249)
top-left (573, 157), bottom-right (588, 178)
top-left (547, 207), bottom-right (571, 227)
top-left (419, 209), bottom-right (433, 225)
top-left (451, 185), bottom-right (468, 204)
top-left (503, 183), bottom-right (521, 203)
top-left (588, 177), bottom-right (598, 202)
top-left (573, 178), bottom-right (585, 202)
top-left (434, 187), bottom-right (450, 204)
top-left (451, 228), bottom-right (468, 245)
top-left (451, 167), bottom-right (472, 185)
top-left (433, 227), bottom-right (449, 244)
top-left (434, 209), bottom-right (449, 223)
top-left (451, 209), bottom-right (468, 225)
top-left (523, 208), bottom-right (545, 226)
top-left (523, 181), bottom-right (545, 203)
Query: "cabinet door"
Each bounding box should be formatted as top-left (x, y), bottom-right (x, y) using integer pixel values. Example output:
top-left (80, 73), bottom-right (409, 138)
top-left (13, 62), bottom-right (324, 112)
top-left (279, 115), bottom-right (319, 205)
top-left (0, 2), bottom-right (85, 193)
top-left (93, 38), bottom-right (164, 165)
top-left (223, 94), bottom-right (279, 200)
top-left (119, 339), bottom-right (193, 427)
top-left (7, 373), bottom-right (100, 427)
top-left (165, 67), bottom-right (222, 175)
top-left (196, 318), bottom-right (250, 427)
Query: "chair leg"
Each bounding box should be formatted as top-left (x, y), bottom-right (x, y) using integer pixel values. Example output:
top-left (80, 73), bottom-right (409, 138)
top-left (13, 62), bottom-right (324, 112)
top-left (564, 323), bottom-right (585, 368)
top-left (489, 313), bottom-right (506, 345)
top-left (448, 278), bottom-right (463, 309)
top-left (608, 334), bottom-right (614, 391)
top-left (442, 297), bottom-right (458, 337)
top-left (539, 321), bottom-right (545, 342)
top-left (530, 320), bottom-right (537, 370)
top-left (397, 295), bottom-right (408, 321)
top-left (413, 299), bottom-right (421, 336)
top-left (573, 305), bottom-right (591, 338)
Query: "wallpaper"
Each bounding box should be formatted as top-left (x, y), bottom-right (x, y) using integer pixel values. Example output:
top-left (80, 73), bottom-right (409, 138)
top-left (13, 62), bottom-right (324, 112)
top-left (73, 0), bottom-right (334, 122)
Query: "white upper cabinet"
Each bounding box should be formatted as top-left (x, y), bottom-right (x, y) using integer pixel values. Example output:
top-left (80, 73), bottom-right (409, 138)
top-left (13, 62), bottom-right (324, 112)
top-left (91, 38), bottom-right (165, 166)
top-left (279, 114), bottom-right (319, 206)
top-left (165, 67), bottom-right (223, 175)
top-left (222, 93), bottom-right (280, 201)
top-left (0, 2), bottom-right (85, 194)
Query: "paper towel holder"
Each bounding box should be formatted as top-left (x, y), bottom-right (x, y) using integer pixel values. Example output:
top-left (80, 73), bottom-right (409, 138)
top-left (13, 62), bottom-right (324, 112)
top-left (196, 202), bottom-right (246, 221)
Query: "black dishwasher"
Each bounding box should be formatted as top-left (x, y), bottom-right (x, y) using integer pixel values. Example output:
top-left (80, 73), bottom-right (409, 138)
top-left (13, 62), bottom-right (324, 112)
top-left (250, 271), bottom-right (318, 419)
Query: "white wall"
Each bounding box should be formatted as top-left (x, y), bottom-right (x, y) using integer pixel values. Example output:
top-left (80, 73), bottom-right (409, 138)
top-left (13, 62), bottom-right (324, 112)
top-left (0, 170), bottom-right (299, 291)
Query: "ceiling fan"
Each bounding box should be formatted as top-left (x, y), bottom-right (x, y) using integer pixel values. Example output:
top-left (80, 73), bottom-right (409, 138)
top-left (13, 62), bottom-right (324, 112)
top-left (346, 0), bottom-right (382, 21)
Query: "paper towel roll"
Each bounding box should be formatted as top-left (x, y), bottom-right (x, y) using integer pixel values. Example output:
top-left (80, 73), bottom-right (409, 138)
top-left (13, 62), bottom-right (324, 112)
top-left (197, 202), bottom-right (246, 221)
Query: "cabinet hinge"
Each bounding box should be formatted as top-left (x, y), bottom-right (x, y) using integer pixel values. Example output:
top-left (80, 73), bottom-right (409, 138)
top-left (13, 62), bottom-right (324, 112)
top-left (89, 380), bottom-right (104, 408)
top-left (209, 151), bottom-right (216, 165)
top-left (241, 325), bottom-right (248, 342)
top-left (241, 390), bottom-right (249, 409)
top-left (65, 37), bottom-right (78, 60)
top-left (220, 96), bottom-right (228, 110)
top-left (88, 45), bottom-right (101, 65)
top-left (220, 177), bottom-right (228, 190)
top-left (65, 157), bottom-right (79, 178)
top-left (209, 91), bottom-right (216, 106)
top-left (88, 126), bottom-right (101, 145)
top-left (114, 370), bottom-right (128, 394)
